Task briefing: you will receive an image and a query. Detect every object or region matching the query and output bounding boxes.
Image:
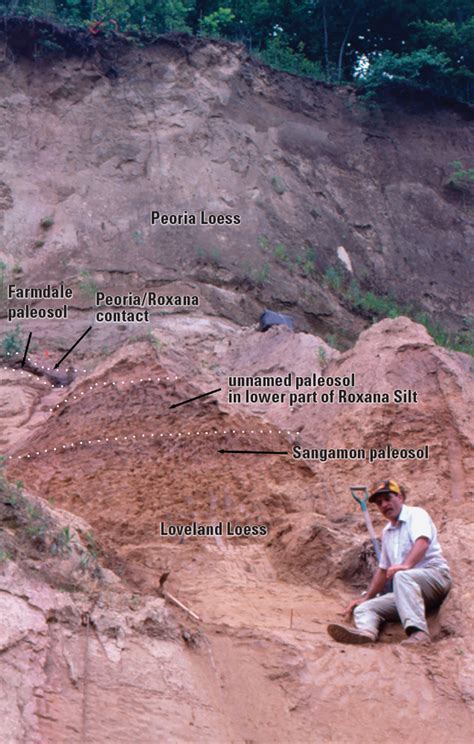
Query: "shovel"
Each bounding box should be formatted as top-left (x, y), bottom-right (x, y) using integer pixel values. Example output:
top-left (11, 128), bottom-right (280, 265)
top-left (350, 486), bottom-right (381, 562)
top-left (350, 486), bottom-right (393, 594)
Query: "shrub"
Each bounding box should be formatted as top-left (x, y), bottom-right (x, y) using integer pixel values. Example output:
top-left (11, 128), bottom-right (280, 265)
top-left (1, 325), bottom-right (23, 358)
top-left (356, 291), bottom-right (404, 319)
top-left (84, 530), bottom-right (99, 559)
top-left (257, 235), bottom-right (270, 252)
top-left (132, 230), bottom-right (145, 245)
top-left (271, 176), bottom-right (286, 195)
top-left (345, 281), bottom-right (473, 357)
top-left (415, 312), bottom-right (474, 355)
top-left (40, 216), bottom-right (54, 229)
top-left (50, 526), bottom-right (73, 556)
top-left (78, 270), bottom-right (98, 298)
top-left (259, 38), bottom-right (324, 81)
top-left (447, 161), bottom-right (474, 189)
top-left (0, 463), bottom-right (50, 549)
top-left (149, 333), bottom-right (164, 352)
top-left (253, 262), bottom-right (270, 287)
top-left (324, 266), bottom-right (343, 292)
top-left (273, 243), bottom-right (289, 263)
top-left (302, 247), bottom-right (317, 276)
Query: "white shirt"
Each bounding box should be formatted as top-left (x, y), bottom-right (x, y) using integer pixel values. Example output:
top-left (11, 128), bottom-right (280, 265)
top-left (378, 504), bottom-right (449, 571)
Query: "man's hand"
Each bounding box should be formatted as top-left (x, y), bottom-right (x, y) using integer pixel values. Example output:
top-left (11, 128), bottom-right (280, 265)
top-left (338, 568), bottom-right (388, 616)
top-left (340, 597), bottom-right (366, 617)
top-left (386, 563), bottom-right (409, 580)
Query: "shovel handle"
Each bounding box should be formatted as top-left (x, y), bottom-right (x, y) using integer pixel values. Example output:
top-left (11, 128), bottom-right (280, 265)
top-left (362, 510), bottom-right (382, 562)
top-left (350, 486), bottom-right (381, 561)
top-left (350, 486), bottom-right (369, 510)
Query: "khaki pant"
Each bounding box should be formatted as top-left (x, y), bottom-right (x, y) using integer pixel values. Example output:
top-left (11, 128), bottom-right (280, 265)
top-left (353, 566), bottom-right (452, 637)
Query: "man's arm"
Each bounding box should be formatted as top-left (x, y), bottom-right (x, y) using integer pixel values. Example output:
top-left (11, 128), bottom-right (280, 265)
top-left (365, 567), bottom-right (388, 598)
top-left (342, 568), bottom-right (387, 615)
top-left (386, 536), bottom-right (430, 580)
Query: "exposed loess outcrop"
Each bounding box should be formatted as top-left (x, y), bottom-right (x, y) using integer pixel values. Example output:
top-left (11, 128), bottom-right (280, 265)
top-left (0, 316), bottom-right (473, 742)
top-left (0, 25), bottom-right (473, 744)
top-left (0, 31), bottom-right (472, 348)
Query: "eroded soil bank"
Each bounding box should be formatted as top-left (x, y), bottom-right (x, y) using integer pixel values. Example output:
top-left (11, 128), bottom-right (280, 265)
top-left (1, 318), bottom-right (473, 743)
top-left (0, 29), bottom-right (473, 348)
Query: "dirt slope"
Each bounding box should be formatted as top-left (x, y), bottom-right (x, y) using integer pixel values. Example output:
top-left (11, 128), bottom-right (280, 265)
top-left (1, 318), bottom-right (473, 743)
top-left (0, 31), bottom-right (473, 348)
top-left (0, 26), bottom-right (473, 744)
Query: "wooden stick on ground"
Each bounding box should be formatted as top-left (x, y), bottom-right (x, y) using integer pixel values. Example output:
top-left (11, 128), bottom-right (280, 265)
top-left (162, 590), bottom-right (201, 621)
top-left (158, 571), bottom-right (201, 621)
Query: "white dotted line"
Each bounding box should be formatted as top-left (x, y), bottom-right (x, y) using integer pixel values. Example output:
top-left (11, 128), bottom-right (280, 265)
top-left (48, 376), bottom-right (181, 411)
top-left (3, 351), bottom-right (87, 372)
top-left (2, 357), bottom-right (182, 400)
top-left (8, 428), bottom-right (293, 461)
top-left (3, 356), bottom-right (88, 388)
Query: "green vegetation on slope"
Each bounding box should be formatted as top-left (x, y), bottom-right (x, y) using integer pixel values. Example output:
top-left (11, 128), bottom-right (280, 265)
top-left (324, 269), bottom-right (474, 356)
top-left (1, 0), bottom-right (472, 103)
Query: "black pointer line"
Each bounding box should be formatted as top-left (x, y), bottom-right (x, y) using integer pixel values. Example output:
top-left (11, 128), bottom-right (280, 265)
top-left (21, 331), bottom-right (32, 368)
top-left (218, 449), bottom-right (288, 455)
top-left (169, 387), bottom-right (222, 409)
top-left (54, 326), bottom-right (92, 369)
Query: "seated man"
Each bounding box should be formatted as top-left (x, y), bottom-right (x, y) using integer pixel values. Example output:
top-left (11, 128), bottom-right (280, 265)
top-left (328, 479), bottom-right (452, 646)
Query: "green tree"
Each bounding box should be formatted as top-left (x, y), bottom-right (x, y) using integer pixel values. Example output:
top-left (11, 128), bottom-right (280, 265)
top-left (94, 0), bottom-right (130, 28)
top-left (141, 0), bottom-right (193, 33)
top-left (1, 0), bottom-right (472, 102)
top-left (360, 46), bottom-right (455, 97)
top-left (199, 6), bottom-right (235, 36)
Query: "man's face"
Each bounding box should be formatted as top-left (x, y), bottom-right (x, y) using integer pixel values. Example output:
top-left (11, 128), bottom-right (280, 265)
top-left (372, 491), bottom-right (404, 522)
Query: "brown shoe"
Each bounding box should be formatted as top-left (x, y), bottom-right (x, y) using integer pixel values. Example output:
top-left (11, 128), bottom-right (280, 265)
top-left (401, 630), bottom-right (431, 646)
top-left (327, 623), bottom-right (376, 644)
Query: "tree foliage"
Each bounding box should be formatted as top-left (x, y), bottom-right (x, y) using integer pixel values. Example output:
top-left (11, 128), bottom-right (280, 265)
top-left (259, 37), bottom-right (324, 80)
top-left (360, 46), bottom-right (457, 98)
top-left (199, 6), bottom-right (235, 37)
top-left (0, 0), bottom-right (472, 102)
